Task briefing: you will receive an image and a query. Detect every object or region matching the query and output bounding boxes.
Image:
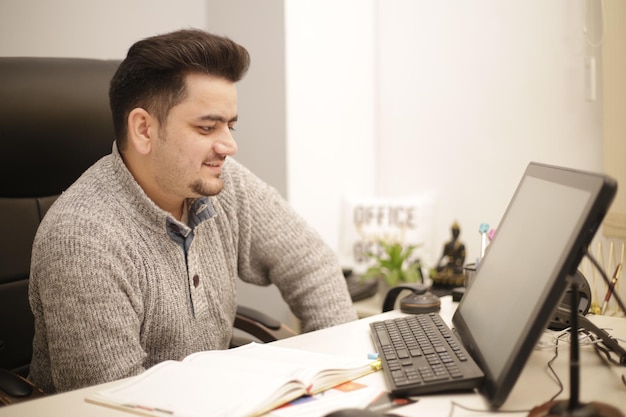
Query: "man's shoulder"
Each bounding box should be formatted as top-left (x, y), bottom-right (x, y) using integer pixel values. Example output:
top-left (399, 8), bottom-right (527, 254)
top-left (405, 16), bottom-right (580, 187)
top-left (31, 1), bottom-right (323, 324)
top-left (222, 157), bottom-right (248, 177)
top-left (39, 156), bottom-right (126, 232)
top-left (221, 158), bottom-right (270, 193)
top-left (55, 157), bottom-right (116, 206)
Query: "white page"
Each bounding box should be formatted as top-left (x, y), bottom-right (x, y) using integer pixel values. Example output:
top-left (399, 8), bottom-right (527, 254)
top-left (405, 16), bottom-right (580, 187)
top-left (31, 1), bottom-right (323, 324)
top-left (88, 343), bottom-right (377, 417)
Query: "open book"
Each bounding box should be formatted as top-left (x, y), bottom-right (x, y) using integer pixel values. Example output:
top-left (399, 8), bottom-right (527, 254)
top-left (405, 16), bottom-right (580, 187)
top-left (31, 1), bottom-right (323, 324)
top-left (86, 342), bottom-right (381, 417)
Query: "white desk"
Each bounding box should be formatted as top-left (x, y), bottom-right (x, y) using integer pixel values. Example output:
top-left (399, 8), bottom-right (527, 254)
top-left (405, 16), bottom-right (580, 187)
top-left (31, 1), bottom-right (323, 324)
top-left (2, 296), bottom-right (625, 417)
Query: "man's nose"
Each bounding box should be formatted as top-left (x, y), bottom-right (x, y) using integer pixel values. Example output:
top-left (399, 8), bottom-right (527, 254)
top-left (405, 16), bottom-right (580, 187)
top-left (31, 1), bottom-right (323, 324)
top-left (214, 128), bottom-right (238, 156)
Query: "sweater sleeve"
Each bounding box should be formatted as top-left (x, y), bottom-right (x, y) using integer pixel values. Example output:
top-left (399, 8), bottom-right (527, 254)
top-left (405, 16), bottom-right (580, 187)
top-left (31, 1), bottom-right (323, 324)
top-left (28, 210), bottom-right (148, 393)
top-left (219, 159), bottom-right (358, 332)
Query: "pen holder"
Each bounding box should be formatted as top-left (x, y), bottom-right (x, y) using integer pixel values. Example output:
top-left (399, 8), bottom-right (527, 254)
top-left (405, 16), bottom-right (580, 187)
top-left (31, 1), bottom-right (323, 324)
top-left (464, 263), bottom-right (477, 292)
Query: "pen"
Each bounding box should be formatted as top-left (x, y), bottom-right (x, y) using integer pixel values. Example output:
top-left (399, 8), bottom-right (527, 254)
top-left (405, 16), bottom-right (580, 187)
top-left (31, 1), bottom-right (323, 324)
top-left (479, 223), bottom-right (489, 259)
top-left (600, 263), bottom-right (622, 315)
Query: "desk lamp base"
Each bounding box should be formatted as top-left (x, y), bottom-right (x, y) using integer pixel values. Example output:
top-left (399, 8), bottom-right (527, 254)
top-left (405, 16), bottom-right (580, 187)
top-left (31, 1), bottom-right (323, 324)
top-left (527, 400), bottom-right (624, 417)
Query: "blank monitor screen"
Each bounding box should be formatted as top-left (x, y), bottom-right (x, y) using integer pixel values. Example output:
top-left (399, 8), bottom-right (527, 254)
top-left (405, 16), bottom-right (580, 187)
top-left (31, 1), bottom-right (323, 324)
top-left (452, 162), bottom-right (617, 409)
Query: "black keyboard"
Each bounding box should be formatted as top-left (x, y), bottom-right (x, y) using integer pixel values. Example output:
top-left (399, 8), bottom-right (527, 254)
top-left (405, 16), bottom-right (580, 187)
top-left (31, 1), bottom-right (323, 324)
top-left (370, 314), bottom-right (484, 397)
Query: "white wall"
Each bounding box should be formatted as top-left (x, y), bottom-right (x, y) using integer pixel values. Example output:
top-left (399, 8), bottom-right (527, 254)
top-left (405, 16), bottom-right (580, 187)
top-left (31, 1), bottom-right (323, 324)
top-left (376, 1), bottom-right (603, 265)
top-left (285, 0), bottom-right (378, 252)
top-left (285, 0), bottom-right (604, 268)
top-left (285, 0), bottom-right (624, 312)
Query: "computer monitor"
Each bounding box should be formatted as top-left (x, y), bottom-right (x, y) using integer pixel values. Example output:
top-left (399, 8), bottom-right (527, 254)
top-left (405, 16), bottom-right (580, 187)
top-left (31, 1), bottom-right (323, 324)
top-left (452, 161), bottom-right (617, 409)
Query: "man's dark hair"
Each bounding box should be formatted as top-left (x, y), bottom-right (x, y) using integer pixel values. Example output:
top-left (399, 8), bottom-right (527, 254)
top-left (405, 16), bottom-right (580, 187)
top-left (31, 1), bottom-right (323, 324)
top-left (109, 29), bottom-right (250, 150)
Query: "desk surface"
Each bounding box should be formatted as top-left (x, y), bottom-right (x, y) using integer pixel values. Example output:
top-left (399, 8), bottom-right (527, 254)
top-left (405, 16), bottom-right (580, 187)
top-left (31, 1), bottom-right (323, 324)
top-left (2, 296), bottom-right (625, 417)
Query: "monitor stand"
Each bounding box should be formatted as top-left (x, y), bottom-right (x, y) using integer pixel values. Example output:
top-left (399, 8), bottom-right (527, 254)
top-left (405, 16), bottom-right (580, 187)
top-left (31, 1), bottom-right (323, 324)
top-left (527, 279), bottom-right (624, 417)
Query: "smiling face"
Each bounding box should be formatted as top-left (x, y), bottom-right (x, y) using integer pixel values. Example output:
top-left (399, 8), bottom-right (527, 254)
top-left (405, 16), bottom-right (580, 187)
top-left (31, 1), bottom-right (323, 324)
top-left (150, 72), bottom-right (238, 200)
top-left (123, 72), bottom-right (240, 218)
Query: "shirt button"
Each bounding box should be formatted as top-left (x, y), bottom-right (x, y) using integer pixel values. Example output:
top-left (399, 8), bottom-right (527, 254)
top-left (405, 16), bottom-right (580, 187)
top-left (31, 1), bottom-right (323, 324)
top-left (193, 275), bottom-right (200, 288)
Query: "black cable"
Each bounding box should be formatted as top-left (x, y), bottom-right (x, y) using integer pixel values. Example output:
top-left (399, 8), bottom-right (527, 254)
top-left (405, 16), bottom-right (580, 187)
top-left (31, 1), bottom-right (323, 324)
top-left (585, 250), bottom-right (626, 315)
top-left (591, 333), bottom-right (618, 364)
top-left (587, 331), bottom-right (626, 388)
top-left (545, 332), bottom-right (566, 401)
top-left (442, 331), bottom-right (571, 417)
top-left (582, 249), bottom-right (626, 388)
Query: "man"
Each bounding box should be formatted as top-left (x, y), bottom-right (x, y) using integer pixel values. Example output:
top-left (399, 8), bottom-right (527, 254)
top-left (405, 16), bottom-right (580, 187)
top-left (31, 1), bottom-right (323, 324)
top-left (28, 29), bottom-right (358, 393)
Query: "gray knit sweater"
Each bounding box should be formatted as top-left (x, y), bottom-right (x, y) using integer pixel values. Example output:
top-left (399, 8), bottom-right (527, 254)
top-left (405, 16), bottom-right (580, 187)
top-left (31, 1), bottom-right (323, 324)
top-left (28, 144), bottom-right (357, 393)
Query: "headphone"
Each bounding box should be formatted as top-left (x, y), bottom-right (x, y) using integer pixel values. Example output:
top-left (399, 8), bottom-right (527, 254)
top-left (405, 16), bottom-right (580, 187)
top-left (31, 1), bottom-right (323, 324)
top-left (548, 270), bottom-right (591, 330)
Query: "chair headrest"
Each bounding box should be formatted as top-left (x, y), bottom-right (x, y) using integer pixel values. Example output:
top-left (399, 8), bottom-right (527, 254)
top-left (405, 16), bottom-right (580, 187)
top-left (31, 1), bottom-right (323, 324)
top-left (0, 57), bottom-right (120, 198)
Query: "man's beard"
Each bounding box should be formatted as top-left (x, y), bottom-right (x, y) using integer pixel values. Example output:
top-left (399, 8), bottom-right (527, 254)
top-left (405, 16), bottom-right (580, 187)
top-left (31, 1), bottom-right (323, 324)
top-left (190, 177), bottom-right (224, 197)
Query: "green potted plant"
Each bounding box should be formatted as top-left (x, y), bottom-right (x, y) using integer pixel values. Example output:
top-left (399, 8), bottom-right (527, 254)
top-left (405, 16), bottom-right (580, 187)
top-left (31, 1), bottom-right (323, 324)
top-left (361, 240), bottom-right (423, 288)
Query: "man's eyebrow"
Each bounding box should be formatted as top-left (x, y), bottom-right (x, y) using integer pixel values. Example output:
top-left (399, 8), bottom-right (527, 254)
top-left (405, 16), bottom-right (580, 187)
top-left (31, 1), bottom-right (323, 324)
top-left (197, 114), bottom-right (238, 123)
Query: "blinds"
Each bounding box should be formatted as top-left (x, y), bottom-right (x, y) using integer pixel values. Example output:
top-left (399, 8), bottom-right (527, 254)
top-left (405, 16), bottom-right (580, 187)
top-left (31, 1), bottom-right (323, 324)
top-left (602, 0), bottom-right (626, 238)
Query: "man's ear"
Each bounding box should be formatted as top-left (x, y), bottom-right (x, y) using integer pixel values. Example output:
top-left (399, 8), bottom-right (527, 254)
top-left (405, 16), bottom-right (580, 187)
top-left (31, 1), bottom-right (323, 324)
top-left (127, 108), bottom-right (157, 155)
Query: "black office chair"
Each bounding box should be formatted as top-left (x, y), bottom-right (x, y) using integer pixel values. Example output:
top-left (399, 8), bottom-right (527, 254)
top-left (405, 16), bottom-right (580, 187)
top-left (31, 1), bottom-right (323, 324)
top-left (0, 57), bottom-right (295, 406)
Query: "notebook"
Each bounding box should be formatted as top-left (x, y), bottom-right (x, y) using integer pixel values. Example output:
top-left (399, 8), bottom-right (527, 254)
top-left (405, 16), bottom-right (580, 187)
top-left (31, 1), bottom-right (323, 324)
top-left (370, 161), bottom-right (617, 409)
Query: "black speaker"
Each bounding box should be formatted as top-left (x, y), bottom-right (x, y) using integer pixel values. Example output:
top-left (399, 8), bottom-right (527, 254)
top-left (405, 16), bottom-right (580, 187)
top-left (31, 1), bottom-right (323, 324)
top-left (548, 270), bottom-right (591, 331)
top-left (381, 283), bottom-right (442, 314)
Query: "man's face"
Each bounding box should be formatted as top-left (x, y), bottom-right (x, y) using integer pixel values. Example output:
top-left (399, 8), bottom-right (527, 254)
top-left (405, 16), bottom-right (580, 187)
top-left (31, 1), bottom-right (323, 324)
top-left (151, 72), bottom-right (238, 199)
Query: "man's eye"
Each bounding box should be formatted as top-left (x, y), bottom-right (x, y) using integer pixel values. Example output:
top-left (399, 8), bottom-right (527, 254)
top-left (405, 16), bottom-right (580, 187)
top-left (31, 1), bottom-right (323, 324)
top-left (228, 125), bottom-right (237, 132)
top-left (199, 126), bottom-right (215, 132)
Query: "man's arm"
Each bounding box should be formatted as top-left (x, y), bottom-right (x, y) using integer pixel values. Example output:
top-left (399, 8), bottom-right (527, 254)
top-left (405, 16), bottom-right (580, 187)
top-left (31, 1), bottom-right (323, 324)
top-left (221, 160), bottom-right (358, 332)
top-left (29, 218), bottom-right (147, 393)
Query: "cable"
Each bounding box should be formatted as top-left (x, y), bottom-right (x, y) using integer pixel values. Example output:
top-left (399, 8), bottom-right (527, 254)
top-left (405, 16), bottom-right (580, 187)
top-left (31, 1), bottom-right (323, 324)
top-left (445, 400), bottom-right (529, 417)
top-left (586, 250), bottom-right (626, 316)
top-left (545, 332), bottom-right (566, 401)
top-left (578, 312), bottom-right (626, 365)
top-left (443, 330), bottom-right (577, 417)
top-left (537, 326), bottom-right (617, 401)
top-left (588, 332), bottom-right (626, 389)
